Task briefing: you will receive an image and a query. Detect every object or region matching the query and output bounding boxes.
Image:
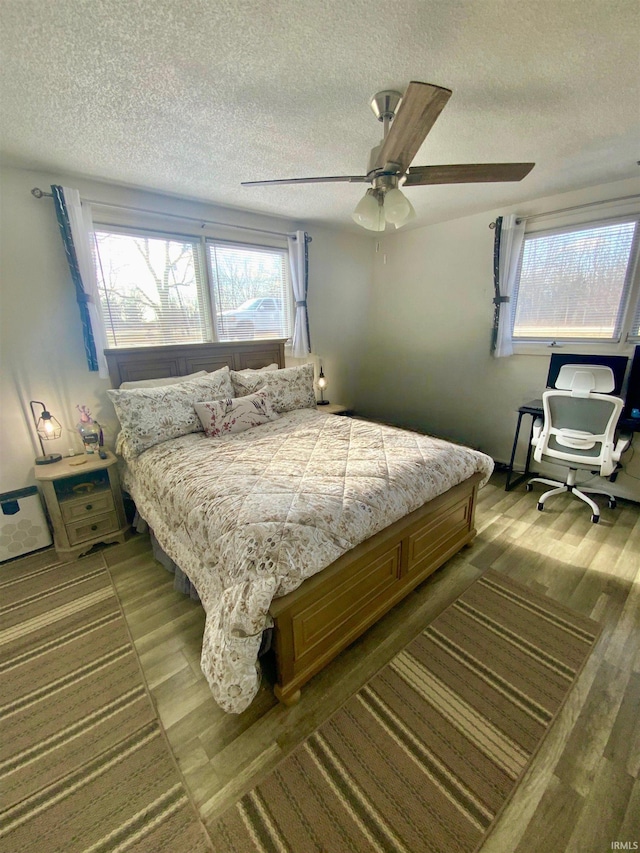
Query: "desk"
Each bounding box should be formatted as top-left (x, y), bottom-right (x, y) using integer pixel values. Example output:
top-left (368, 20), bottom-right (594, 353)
top-left (505, 400), bottom-right (543, 491)
top-left (505, 400), bottom-right (640, 492)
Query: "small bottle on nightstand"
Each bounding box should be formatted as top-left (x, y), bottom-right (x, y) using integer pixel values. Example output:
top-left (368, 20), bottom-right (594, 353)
top-left (76, 405), bottom-right (103, 455)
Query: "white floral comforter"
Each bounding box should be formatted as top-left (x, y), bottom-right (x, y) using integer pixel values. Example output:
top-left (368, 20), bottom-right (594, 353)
top-left (121, 410), bottom-right (494, 713)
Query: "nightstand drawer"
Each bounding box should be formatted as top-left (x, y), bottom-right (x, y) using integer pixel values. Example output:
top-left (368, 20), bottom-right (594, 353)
top-left (60, 491), bottom-right (115, 523)
top-left (66, 511), bottom-right (119, 546)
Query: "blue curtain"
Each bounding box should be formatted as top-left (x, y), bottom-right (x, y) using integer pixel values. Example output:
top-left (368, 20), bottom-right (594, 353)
top-left (302, 232), bottom-right (311, 351)
top-left (490, 216), bottom-right (503, 353)
top-left (51, 185), bottom-right (99, 372)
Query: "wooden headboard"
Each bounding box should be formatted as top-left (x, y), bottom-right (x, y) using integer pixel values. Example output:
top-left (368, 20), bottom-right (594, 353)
top-left (104, 340), bottom-right (286, 388)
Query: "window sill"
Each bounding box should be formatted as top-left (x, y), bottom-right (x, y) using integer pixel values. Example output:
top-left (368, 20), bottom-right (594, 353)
top-left (512, 341), bottom-right (637, 357)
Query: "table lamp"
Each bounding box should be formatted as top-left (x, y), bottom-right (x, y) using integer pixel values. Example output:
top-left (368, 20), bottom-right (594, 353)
top-left (317, 365), bottom-right (329, 405)
top-left (30, 400), bottom-right (63, 465)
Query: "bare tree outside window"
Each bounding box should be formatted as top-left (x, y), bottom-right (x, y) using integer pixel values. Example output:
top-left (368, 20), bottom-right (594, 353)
top-left (94, 231), bottom-right (210, 347)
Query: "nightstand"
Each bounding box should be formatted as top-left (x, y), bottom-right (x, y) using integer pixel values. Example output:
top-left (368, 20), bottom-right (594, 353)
top-left (317, 403), bottom-right (349, 415)
top-left (34, 451), bottom-right (128, 560)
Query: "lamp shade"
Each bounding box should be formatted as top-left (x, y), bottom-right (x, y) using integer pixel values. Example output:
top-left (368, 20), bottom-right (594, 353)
top-left (36, 411), bottom-right (62, 441)
top-left (30, 400), bottom-right (63, 465)
top-left (383, 187), bottom-right (411, 225)
top-left (317, 365), bottom-right (329, 405)
top-left (393, 196), bottom-right (416, 229)
top-left (352, 189), bottom-right (385, 232)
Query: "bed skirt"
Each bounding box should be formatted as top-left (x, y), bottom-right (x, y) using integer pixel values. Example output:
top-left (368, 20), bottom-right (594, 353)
top-left (133, 512), bottom-right (201, 600)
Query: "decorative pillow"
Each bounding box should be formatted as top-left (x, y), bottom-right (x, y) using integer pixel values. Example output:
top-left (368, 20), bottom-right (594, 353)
top-left (194, 390), bottom-right (280, 438)
top-left (230, 363), bottom-right (317, 413)
top-left (119, 370), bottom-right (207, 389)
top-left (107, 367), bottom-right (234, 457)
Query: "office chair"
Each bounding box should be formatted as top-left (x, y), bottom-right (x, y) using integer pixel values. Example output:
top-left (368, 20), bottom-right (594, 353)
top-left (526, 364), bottom-right (630, 523)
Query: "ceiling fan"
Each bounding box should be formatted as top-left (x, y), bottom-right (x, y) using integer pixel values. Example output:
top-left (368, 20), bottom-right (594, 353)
top-left (241, 82), bottom-right (534, 231)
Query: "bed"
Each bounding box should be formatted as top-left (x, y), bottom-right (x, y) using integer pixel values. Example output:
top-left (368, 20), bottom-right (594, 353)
top-left (105, 340), bottom-right (494, 713)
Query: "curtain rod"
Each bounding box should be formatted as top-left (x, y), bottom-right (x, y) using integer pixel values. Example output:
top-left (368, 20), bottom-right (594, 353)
top-left (488, 193), bottom-right (640, 229)
top-left (31, 187), bottom-right (310, 241)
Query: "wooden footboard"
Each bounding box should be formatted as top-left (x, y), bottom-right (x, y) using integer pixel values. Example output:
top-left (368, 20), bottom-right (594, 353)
top-left (269, 472), bottom-right (482, 705)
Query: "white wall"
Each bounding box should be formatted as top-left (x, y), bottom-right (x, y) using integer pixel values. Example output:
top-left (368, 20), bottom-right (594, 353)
top-left (299, 227), bottom-right (374, 407)
top-left (354, 177), bottom-right (640, 502)
top-left (3, 163), bottom-right (638, 504)
top-left (0, 165), bottom-right (372, 492)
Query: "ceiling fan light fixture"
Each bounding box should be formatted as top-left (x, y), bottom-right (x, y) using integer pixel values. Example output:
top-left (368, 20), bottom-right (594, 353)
top-left (383, 187), bottom-right (411, 225)
top-left (393, 196), bottom-right (416, 229)
top-left (352, 188), bottom-right (385, 231)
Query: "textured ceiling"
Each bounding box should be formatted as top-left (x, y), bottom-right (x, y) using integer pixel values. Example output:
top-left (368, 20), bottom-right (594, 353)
top-left (1, 0), bottom-right (639, 232)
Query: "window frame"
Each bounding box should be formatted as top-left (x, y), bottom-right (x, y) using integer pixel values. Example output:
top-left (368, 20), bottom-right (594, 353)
top-left (205, 237), bottom-right (294, 343)
top-left (92, 223), bottom-right (215, 349)
top-left (91, 220), bottom-right (294, 349)
top-left (510, 211), bottom-right (640, 356)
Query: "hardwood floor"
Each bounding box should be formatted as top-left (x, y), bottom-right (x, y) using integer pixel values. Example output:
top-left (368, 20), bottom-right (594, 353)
top-left (100, 473), bottom-right (640, 852)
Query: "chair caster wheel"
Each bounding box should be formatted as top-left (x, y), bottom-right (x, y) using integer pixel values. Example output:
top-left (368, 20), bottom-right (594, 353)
top-left (537, 502), bottom-right (544, 512)
top-left (526, 484), bottom-right (533, 492)
top-left (591, 514), bottom-right (600, 524)
top-left (608, 499), bottom-right (616, 509)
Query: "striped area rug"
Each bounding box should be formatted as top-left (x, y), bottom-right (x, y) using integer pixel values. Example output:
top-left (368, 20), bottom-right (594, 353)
top-left (0, 551), bottom-right (211, 853)
top-left (211, 569), bottom-right (601, 853)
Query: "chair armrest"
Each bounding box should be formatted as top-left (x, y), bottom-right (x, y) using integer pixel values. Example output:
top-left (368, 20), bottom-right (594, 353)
top-left (614, 432), bottom-right (632, 458)
top-left (607, 432), bottom-right (633, 478)
top-left (532, 417), bottom-right (543, 444)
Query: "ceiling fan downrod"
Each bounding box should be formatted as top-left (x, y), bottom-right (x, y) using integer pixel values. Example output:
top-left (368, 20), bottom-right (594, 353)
top-left (366, 90), bottom-right (404, 179)
top-left (369, 90), bottom-right (402, 138)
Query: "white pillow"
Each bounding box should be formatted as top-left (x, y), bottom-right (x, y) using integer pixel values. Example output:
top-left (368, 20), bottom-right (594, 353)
top-left (237, 363), bottom-right (279, 374)
top-left (107, 367), bottom-right (234, 457)
top-left (119, 370), bottom-right (207, 389)
top-left (230, 363), bottom-right (316, 413)
top-left (194, 390), bottom-right (280, 438)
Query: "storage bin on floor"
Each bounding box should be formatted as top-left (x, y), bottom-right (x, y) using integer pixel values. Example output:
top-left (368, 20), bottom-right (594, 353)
top-left (0, 486), bottom-right (52, 561)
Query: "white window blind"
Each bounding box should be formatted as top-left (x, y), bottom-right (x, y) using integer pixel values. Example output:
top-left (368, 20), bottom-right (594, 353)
top-left (630, 291), bottom-right (640, 343)
top-left (93, 230), bottom-right (211, 347)
top-left (207, 241), bottom-right (292, 341)
top-left (511, 218), bottom-right (639, 343)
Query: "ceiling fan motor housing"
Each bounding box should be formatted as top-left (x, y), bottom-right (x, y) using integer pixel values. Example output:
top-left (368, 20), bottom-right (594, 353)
top-left (372, 173), bottom-right (399, 193)
top-left (367, 144), bottom-right (404, 181)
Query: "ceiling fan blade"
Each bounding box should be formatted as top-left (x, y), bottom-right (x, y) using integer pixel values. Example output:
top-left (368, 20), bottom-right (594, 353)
top-left (241, 175), bottom-right (368, 187)
top-left (403, 162), bottom-right (535, 186)
top-left (373, 82), bottom-right (452, 173)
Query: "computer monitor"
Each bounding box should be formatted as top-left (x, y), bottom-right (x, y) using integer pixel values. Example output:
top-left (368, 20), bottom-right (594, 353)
top-left (546, 353), bottom-right (628, 396)
top-left (622, 346), bottom-right (640, 420)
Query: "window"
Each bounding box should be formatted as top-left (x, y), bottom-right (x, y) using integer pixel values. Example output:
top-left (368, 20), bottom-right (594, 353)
top-left (93, 230), bottom-right (211, 347)
top-left (511, 217), bottom-right (640, 345)
top-left (92, 228), bottom-right (292, 348)
top-left (631, 290), bottom-right (640, 343)
top-left (207, 241), bottom-right (292, 341)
